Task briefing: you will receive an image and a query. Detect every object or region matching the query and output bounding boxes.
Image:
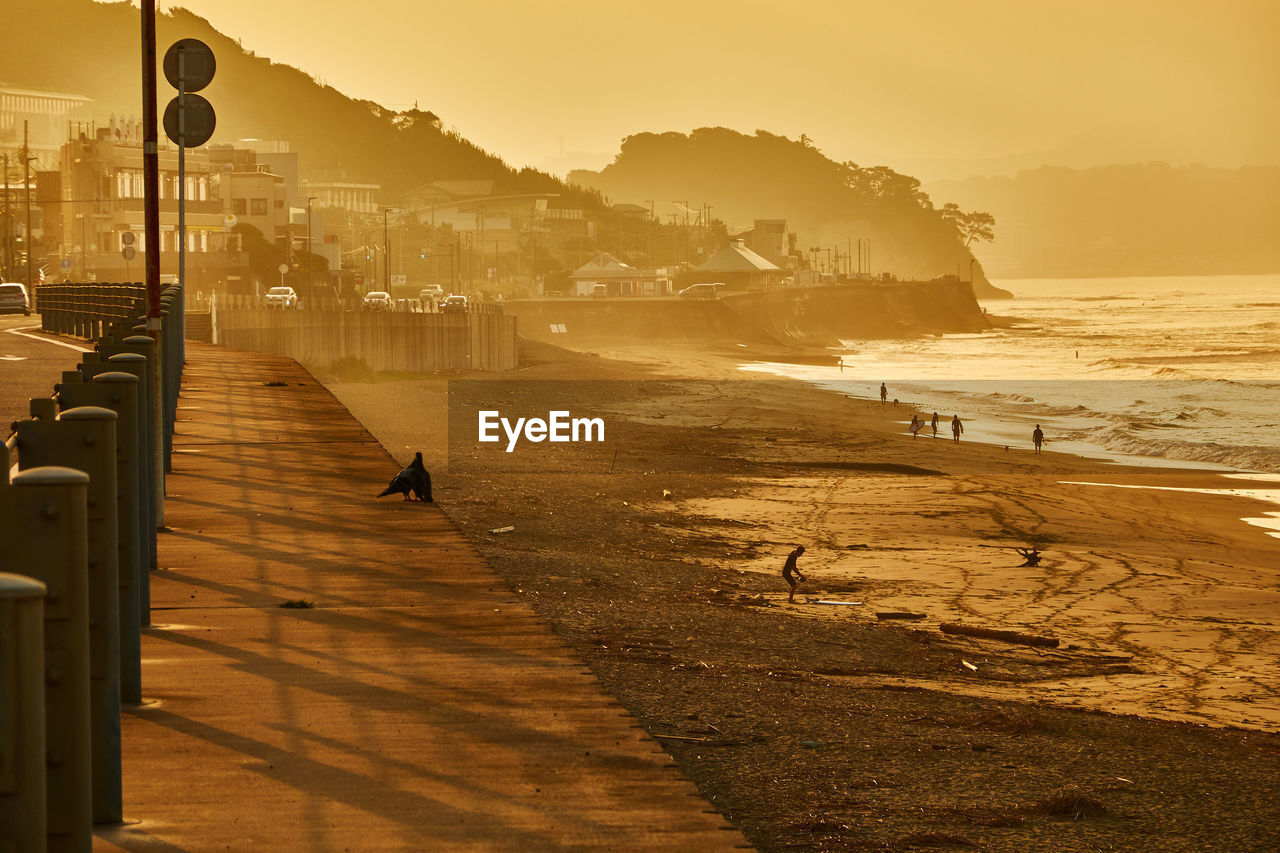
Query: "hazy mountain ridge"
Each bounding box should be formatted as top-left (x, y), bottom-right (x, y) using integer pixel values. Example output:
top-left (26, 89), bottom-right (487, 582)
top-left (2, 0), bottom-right (598, 206)
top-left (928, 163), bottom-right (1280, 278)
top-left (569, 128), bottom-right (1007, 296)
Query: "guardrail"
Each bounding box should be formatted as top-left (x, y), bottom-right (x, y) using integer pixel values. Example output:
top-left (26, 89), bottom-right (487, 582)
top-left (1, 281), bottom-right (183, 849)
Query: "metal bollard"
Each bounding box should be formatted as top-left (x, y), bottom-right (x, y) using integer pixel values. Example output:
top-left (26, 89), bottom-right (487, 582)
top-left (58, 372), bottom-right (148, 628)
top-left (3, 467), bottom-right (94, 850)
top-left (13, 408), bottom-right (127, 822)
top-left (0, 573), bottom-right (49, 851)
top-left (128, 324), bottom-right (166, 526)
top-left (90, 354), bottom-right (156, 581)
top-left (98, 338), bottom-right (159, 548)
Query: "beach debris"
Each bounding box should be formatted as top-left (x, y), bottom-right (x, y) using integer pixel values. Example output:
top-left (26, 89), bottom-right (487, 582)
top-left (876, 611), bottom-right (927, 620)
top-left (488, 525), bottom-right (515, 534)
top-left (662, 489), bottom-right (673, 500)
top-left (1015, 547), bottom-right (1043, 567)
top-left (801, 740), bottom-right (824, 749)
top-left (961, 660), bottom-right (978, 672)
top-left (815, 600), bottom-right (863, 606)
top-left (846, 543), bottom-right (870, 550)
top-left (279, 599), bottom-right (314, 609)
top-left (940, 622), bottom-right (1060, 648)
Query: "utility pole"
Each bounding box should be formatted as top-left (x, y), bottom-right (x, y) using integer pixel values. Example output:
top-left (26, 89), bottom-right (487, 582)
top-left (23, 121), bottom-right (33, 290)
top-left (382, 207), bottom-right (396, 289)
top-left (142, 0), bottom-right (161, 325)
top-left (306, 195), bottom-right (315, 296)
top-left (644, 199), bottom-right (653, 267)
top-left (2, 152), bottom-right (9, 281)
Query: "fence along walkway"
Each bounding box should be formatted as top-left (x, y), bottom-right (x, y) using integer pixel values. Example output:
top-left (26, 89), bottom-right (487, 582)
top-left (96, 342), bottom-right (748, 851)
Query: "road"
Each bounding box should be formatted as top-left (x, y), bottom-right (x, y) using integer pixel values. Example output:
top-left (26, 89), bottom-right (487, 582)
top-left (0, 314), bottom-right (91, 432)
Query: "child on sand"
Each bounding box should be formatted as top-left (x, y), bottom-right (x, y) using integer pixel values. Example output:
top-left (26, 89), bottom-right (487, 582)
top-left (783, 545), bottom-right (807, 603)
top-left (1033, 424), bottom-right (1044, 454)
top-left (931, 412), bottom-right (939, 438)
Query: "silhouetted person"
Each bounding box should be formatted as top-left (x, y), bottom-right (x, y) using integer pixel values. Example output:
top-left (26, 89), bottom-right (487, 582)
top-left (783, 545), bottom-right (807, 603)
top-left (1033, 424), bottom-right (1044, 454)
top-left (930, 412), bottom-right (939, 438)
top-left (880, 382), bottom-right (887, 404)
top-left (951, 415), bottom-right (964, 443)
top-left (909, 414), bottom-right (923, 438)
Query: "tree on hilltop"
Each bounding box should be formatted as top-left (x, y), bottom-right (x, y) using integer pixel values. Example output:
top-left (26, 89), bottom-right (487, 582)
top-left (940, 202), bottom-right (996, 247)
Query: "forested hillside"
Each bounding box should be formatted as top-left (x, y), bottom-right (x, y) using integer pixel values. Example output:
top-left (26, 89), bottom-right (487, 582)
top-left (570, 128), bottom-right (1006, 295)
top-left (1, 0), bottom-right (596, 205)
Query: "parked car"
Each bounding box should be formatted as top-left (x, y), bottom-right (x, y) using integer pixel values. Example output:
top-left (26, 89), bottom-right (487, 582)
top-left (591, 284), bottom-right (609, 298)
top-left (678, 282), bottom-right (724, 300)
top-left (0, 282), bottom-right (31, 315)
top-left (264, 286), bottom-right (299, 308)
top-left (441, 294), bottom-right (468, 314)
top-left (419, 284), bottom-right (445, 300)
top-left (361, 291), bottom-right (392, 311)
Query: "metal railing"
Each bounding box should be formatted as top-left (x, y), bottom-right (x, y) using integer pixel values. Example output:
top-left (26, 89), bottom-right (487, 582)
top-left (1, 281), bottom-right (183, 849)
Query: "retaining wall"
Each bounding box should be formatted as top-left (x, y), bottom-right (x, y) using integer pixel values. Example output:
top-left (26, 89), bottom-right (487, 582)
top-left (507, 280), bottom-right (989, 347)
top-left (212, 308), bottom-right (519, 373)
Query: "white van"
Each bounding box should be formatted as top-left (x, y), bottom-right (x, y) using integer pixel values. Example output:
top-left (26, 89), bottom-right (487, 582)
top-left (0, 282), bottom-right (31, 315)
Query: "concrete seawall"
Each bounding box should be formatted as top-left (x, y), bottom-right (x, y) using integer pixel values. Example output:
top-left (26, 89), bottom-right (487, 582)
top-left (508, 280), bottom-right (989, 346)
top-left (212, 309), bottom-right (519, 372)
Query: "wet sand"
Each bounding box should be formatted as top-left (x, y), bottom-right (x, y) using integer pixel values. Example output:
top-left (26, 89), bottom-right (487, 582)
top-left (322, 339), bottom-right (1280, 851)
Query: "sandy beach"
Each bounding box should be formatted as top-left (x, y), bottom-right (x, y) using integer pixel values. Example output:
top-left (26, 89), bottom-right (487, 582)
top-left (323, 339), bottom-right (1280, 851)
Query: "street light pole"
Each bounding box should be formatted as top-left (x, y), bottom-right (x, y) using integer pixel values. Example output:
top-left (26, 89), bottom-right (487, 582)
top-left (382, 207), bottom-right (396, 290)
top-left (306, 195), bottom-right (315, 296)
top-left (23, 121), bottom-right (33, 290)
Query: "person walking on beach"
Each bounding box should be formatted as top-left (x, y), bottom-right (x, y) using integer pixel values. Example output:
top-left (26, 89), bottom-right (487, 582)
top-left (880, 382), bottom-right (888, 404)
top-left (909, 414), bottom-right (923, 438)
top-left (783, 545), bottom-right (807, 603)
top-left (930, 412), bottom-right (939, 438)
top-left (1033, 424), bottom-right (1044, 454)
top-left (951, 414), bottom-right (964, 443)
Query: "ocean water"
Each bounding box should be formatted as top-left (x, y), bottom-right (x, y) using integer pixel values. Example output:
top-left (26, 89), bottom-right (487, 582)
top-left (741, 274), bottom-right (1280, 474)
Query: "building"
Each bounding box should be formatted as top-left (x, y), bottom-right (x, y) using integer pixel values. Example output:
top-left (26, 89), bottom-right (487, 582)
top-left (302, 180), bottom-right (380, 216)
top-left (569, 252), bottom-right (674, 297)
top-left (694, 239), bottom-right (784, 290)
top-left (46, 129), bottom-right (299, 290)
top-left (401, 180), bottom-right (560, 285)
top-left (0, 86), bottom-right (93, 171)
top-left (734, 219), bottom-right (795, 269)
top-left (234, 139), bottom-right (300, 205)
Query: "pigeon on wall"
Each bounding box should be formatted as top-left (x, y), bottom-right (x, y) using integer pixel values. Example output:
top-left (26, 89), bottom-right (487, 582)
top-left (377, 452), bottom-right (433, 502)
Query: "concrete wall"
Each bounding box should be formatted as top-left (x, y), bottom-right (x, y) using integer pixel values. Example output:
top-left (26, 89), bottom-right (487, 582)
top-left (507, 280), bottom-right (989, 347)
top-left (212, 309), bottom-right (518, 373)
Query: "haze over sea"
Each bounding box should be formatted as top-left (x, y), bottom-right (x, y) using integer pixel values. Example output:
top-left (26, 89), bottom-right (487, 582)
top-left (745, 274), bottom-right (1280, 475)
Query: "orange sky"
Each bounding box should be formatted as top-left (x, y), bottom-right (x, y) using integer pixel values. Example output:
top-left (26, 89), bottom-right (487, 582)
top-left (163, 1), bottom-right (1280, 179)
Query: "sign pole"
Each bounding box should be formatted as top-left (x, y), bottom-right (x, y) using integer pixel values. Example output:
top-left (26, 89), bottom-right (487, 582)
top-left (178, 45), bottom-right (186, 292)
top-left (141, 0), bottom-right (166, 534)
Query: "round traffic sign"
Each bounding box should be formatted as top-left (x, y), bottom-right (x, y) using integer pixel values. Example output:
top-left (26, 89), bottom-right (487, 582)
top-left (223, 214), bottom-right (238, 230)
top-left (278, 264), bottom-right (289, 275)
top-left (61, 258), bottom-right (72, 270)
top-left (163, 39), bottom-right (216, 92)
top-left (122, 246), bottom-right (137, 261)
top-left (121, 232), bottom-right (135, 246)
top-left (163, 94), bottom-right (216, 147)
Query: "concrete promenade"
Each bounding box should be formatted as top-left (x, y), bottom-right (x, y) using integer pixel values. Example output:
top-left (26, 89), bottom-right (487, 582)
top-left (94, 343), bottom-right (748, 851)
